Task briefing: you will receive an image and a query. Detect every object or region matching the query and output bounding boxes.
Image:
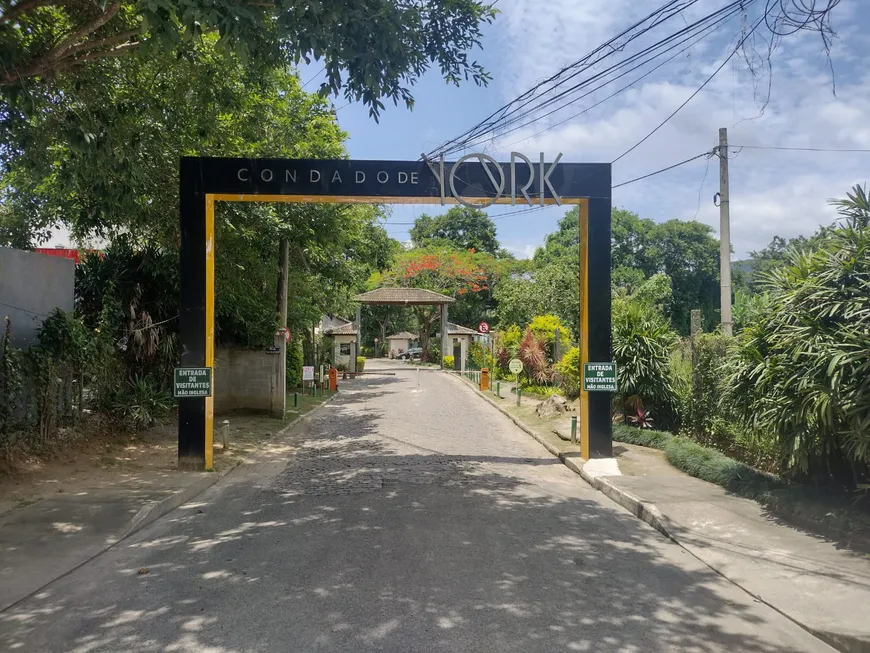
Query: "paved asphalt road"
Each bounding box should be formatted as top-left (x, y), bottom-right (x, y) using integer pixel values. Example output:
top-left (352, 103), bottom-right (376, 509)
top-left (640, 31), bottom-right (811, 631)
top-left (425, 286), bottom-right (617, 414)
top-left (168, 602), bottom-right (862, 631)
top-left (0, 361), bottom-right (835, 653)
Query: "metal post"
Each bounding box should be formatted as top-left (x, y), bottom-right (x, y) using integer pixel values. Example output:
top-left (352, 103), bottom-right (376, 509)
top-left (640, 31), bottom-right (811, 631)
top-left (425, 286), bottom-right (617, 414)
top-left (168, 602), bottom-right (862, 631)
top-left (222, 420), bottom-right (230, 449)
top-left (719, 127), bottom-right (733, 336)
top-left (293, 392), bottom-right (298, 408)
top-left (570, 416), bottom-right (577, 444)
top-left (496, 381), bottom-right (501, 398)
top-left (517, 387), bottom-right (522, 406)
top-left (417, 367), bottom-right (420, 392)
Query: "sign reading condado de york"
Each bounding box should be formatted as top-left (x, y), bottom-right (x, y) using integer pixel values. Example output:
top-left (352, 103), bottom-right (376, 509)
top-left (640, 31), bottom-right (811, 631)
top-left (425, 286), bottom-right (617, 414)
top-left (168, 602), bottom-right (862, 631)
top-left (187, 153), bottom-right (610, 206)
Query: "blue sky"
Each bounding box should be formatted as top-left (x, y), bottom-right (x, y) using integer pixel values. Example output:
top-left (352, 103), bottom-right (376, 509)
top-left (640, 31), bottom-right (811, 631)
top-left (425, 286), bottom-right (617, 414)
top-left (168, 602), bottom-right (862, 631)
top-left (294, 0), bottom-right (869, 260)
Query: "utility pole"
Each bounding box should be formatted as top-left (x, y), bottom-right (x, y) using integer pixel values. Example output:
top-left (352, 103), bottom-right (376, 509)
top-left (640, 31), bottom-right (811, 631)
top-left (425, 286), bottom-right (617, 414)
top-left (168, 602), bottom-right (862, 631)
top-left (718, 127), bottom-right (733, 336)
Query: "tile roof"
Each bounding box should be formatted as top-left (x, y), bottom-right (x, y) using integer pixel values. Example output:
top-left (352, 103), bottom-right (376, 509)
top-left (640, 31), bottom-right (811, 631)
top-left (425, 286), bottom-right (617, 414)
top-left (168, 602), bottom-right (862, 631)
top-left (324, 322), bottom-right (358, 335)
top-left (387, 332), bottom-right (418, 340)
top-left (447, 322), bottom-right (479, 335)
top-left (355, 288), bottom-right (455, 305)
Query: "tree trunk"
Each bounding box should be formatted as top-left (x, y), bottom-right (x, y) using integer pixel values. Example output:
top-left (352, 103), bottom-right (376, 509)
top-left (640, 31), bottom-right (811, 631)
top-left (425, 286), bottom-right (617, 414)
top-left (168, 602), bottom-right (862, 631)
top-left (414, 306), bottom-right (436, 362)
top-left (379, 323), bottom-right (388, 357)
top-left (276, 237), bottom-right (289, 325)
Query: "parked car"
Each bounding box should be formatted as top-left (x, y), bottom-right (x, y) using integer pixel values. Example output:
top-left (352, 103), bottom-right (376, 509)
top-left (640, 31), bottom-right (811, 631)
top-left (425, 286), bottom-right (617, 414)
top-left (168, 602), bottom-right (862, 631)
top-left (396, 347), bottom-right (422, 360)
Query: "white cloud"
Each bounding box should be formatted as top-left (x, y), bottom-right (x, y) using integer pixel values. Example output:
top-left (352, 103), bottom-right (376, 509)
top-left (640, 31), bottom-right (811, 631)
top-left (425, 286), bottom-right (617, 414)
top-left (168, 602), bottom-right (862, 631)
top-left (503, 242), bottom-right (538, 260)
top-left (482, 1), bottom-right (870, 257)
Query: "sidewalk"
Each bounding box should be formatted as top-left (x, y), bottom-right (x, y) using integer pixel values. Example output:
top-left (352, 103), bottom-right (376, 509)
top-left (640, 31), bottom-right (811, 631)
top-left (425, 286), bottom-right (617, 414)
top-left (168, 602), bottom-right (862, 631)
top-left (452, 375), bottom-right (870, 653)
top-left (562, 423), bottom-right (870, 653)
top-left (0, 393), bottom-right (337, 613)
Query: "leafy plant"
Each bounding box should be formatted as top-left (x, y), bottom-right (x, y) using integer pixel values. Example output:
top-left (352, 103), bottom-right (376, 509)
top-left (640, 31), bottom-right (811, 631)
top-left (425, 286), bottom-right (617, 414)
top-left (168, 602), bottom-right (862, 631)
top-left (627, 401), bottom-right (654, 429)
top-left (612, 298), bottom-right (679, 430)
top-left (518, 328), bottom-right (554, 385)
top-left (356, 357), bottom-right (367, 373)
top-left (287, 339), bottom-right (303, 389)
top-left (110, 376), bottom-right (172, 430)
top-left (555, 347), bottom-right (580, 399)
top-left (723, 186), bottom-right (870, 489)
top-left (443, 355), bottom-right (455, 369)
top-left (516, 384), bottom-right (563, 398)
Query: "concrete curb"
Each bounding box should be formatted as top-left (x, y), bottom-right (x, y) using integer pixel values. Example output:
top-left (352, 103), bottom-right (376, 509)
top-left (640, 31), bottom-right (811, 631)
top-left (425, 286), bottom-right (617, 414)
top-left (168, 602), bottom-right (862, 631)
top-left (450, 375), bottom-right (867, 653)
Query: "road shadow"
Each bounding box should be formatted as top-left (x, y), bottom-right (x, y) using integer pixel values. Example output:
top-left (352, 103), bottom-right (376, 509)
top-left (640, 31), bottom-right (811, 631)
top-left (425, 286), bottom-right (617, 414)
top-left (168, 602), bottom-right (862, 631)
top-left (0, 389), bottom-right (833, 653)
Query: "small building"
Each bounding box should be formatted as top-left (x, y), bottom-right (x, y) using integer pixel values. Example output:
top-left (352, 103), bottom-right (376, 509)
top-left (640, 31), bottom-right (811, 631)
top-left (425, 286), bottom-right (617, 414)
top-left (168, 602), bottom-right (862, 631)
top-left (437, 322), bottom-right (479, 370)
top-left (387, 331), bottom-right (418, 358)
top-left (446, 322), bottom-right (478, 347)
top-left (323, 321), bottom-right (358, 369)
top-left (316, 315), bottom-right (352, 337)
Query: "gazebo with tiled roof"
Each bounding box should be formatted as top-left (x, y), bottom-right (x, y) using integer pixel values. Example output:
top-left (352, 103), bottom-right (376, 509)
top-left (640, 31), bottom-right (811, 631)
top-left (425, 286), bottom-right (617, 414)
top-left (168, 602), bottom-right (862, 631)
top-left (354, 288), bottom-right (454, 306)
top-left (353, 288), bottom-right (454, 369)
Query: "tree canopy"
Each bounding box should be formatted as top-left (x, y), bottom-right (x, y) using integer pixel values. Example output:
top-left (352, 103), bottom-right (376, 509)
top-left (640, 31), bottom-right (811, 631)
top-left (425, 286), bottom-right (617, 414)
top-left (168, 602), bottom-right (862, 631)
top-left (410, 206), bottom-right (501, 256)
top-left (0, 0), bottom-right (496, 118)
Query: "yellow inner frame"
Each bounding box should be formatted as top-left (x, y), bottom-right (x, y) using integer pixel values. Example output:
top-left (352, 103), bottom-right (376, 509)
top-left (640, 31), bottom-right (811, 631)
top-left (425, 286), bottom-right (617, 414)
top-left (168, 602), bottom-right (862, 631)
top-left (203, 194), bottom-right (590, 468)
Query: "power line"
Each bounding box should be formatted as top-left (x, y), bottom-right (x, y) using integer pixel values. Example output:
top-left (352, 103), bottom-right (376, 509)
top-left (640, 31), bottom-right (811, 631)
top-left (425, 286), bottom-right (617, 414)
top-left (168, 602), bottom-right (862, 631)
top-left (427, 0), bottom-right (838, 161)
top-left (495, 15), bottom-right (731, 151)
top-left (612, 150), bottom-right (714, 188)
top-left (301, 67), bottom-right (325, 89)
top-left (730, 144), bottom-right (870, 153)
top-left (611, 13), bottom-right (765, 164)
top-left (457, 1), bottom-right (744, 154)
top-left (0, 300), bottom-right (50, 318)
top-left (426, 0), bottom-right (711, 158)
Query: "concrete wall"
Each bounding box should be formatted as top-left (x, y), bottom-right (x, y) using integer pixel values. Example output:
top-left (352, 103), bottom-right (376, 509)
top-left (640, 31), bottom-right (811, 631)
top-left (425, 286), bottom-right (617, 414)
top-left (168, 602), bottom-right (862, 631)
top-left (214, 338), bottom-right (286, 416)
top-left (0, 248), bottom-right (75, 349)
top-left (388, 338), bottom-right (412, 358)
top-left (332, 334), bottom-right (357, 368)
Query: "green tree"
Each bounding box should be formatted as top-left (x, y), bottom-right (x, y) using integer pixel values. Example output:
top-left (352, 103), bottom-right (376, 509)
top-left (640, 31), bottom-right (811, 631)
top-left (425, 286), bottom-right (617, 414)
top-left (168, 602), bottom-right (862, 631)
top-left (492, 273), bottom-right (547, 329)
top-left (1, 38), bottom-right (348, 244)
top-left (410, 206), bottom-right (501, 255)
top-left (1, 0), bottom-right (496, 118)
top-left (646, 220), bottom-right (719, 334)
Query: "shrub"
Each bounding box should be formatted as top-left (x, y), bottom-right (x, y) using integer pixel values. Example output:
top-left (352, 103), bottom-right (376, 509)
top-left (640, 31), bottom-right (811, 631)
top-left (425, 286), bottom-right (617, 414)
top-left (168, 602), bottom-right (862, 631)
top-left (612, 299), bottom-right (679, 430)
top-left (469, 341), bottom-right (487, 369)
top-left (516, 384), bottom-right (563, 398)
top-left (664, 438), bottom-right (781, 498)
top-left (613, 423), bottom-right (674, 449)
top-left (286, 339), bottom-right (303, 388)
top-left (555, 347), bottom-right (580, 398)
top-left (109, 375), bottom-right (172, 429)
top-left (356, 356), bottom-right (366, 373)
top-left (443, 355), bottom-right (455, 369)
top-left (685, 333), bottom-right (732, 442)
top-left (528, 314), bottom-right (572, 352)
top-left (518, 327), bottom-right (555, 385)
top-left (723, 186), bottom-right (870, 488)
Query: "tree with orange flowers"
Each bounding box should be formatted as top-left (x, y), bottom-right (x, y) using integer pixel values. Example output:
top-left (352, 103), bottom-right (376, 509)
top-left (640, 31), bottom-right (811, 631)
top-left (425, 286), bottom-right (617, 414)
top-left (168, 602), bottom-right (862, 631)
top-left (376, 247), bottom-right (503, 360)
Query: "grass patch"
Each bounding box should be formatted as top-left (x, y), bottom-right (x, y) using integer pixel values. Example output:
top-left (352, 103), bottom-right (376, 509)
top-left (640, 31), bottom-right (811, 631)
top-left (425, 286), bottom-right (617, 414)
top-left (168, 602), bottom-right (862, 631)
top-left (613, 423), bottom-right (870, 550)
top-left (612, 423), bottom-right (674, 449)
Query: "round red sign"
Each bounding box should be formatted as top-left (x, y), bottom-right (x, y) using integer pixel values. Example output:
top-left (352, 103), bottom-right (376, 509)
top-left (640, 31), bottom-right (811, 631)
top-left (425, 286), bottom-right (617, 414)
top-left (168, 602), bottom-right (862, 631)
top-left (478, 321), bottom-right (490, 334)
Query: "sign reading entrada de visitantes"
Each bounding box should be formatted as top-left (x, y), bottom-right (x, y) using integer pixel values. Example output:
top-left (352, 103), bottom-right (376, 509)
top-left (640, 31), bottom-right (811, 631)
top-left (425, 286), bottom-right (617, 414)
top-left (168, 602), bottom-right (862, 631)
top-left (193, 152), bottom-right (611, 206)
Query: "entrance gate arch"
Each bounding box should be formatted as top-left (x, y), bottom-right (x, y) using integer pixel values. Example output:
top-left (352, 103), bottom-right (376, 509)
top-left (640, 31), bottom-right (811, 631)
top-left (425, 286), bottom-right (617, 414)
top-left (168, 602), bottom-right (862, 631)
top-left (178, 156), bottom-right (612, 470)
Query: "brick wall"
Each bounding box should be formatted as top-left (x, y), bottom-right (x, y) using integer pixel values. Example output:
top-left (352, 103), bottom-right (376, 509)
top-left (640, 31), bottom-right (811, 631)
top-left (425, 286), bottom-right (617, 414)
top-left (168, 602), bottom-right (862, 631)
top-left (214, 340), bottom-right (285, 416)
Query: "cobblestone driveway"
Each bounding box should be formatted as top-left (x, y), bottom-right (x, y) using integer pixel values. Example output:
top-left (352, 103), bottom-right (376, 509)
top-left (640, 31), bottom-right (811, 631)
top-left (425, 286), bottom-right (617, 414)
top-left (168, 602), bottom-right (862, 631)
top-left (0, 360), bottom-right (837, 653)
top-left (270, 361), bottom-right (584, 500)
